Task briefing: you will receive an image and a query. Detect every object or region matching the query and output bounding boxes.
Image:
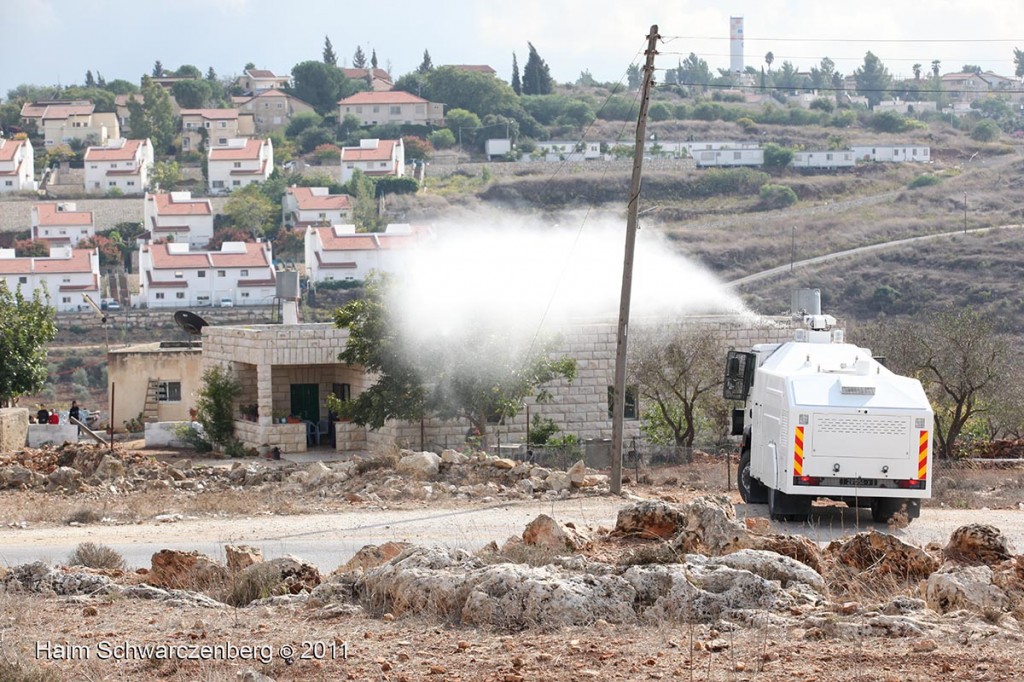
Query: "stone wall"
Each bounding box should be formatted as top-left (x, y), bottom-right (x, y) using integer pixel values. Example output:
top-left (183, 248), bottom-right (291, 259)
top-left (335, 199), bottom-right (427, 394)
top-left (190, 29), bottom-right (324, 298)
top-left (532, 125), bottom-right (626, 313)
top-left (27, 424), bottom-right (79, 448)
top-left (0, 408), bottom-right (29, 454)
top-left (428, 157), bottom-right (696, 179)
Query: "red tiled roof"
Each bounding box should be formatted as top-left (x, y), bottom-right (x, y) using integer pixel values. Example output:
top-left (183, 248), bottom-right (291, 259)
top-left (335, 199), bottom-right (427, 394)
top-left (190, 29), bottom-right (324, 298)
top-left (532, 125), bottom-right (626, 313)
top-left (316, 227), bottom-right (378, 252)
top-left (40, 104), bottom-right (94, 120)
top-left (0, 248), bottom-right (95, 276)
top-left (180, 108), bottom-right (240, 120)
top-left (246, 69), bottom-right (282, 79)
top-left (33, 203), bottom-right (94, 227)
top-left (338, 91), bottom-right (427, 105)
top-left (0, 139), bottom-right (27, 162)
top-left (84, 139), bottom-right (148, 162)
top-left (208, 139), bottom-right (266, 161)
top-left (286, 187), bottom-right (351, 211)
top-left (314, 253), bottom-right (357, 268)
top-left (147, 242), bottom-right (271, 270)
top-left (341, 140), bottom-right (398, 162)
top-left (230, 161), bottom-right (269, 175)
top-left (445, 64), bottom-right (496, 74)
top-left (149, 193), bottom-right (212, 216)
top-left (145, 271), bottom-right (189, 288)
top-left (340, 68), bottom-right (392, 81)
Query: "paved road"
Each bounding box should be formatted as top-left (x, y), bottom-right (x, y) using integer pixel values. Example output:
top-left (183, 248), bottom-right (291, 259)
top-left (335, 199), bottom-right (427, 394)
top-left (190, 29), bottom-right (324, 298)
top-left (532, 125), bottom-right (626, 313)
top-left (1, 497), bottom-right (1022, 572)
top-left (727, 223), bottom-right (1024, 289)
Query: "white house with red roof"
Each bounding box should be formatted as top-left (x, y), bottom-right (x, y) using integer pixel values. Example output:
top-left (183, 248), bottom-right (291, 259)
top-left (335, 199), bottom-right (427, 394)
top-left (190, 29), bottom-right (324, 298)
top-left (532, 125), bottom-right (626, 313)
top-left (180, 108), bottom-right (255, 152)
top-left (339, 138), bottom-right (404, 183)
top-left (337, 91), bottom-right (444, 127)
top-left (282, 186), bottom-right (352, 228)
top-left (21, 100), bottom-right (120, 148)
top-left (207, 138), bottom-right (274, 194)
top-left (0, 138), bottom-right (35, 192)
top-left (340, 68), bottom-right (394, 92)
top-left (31, 203), bottom-right (95, 246)
top-left (138, 241), bottom-right (276, 308)
top-left (0, 245), bottom-right (100, 312)
top-left (143, 192), bottom-right (214, 247)
top-left (235, 69), bottom-right (292, 94)
top-left (303, 223), bottom-right (431, 283)
top-left (83, 138), bottom-right (154, 195)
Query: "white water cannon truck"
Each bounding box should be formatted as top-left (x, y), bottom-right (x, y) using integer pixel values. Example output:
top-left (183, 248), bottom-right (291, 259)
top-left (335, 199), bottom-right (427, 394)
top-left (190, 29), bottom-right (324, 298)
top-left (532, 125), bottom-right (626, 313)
top-left (725, 298), bottom-right (933, 523)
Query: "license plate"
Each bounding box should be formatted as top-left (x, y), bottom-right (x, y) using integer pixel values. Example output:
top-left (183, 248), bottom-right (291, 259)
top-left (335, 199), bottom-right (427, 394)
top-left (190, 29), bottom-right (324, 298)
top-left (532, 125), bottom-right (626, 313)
top-left (840, 478), bottom-right (877, 486)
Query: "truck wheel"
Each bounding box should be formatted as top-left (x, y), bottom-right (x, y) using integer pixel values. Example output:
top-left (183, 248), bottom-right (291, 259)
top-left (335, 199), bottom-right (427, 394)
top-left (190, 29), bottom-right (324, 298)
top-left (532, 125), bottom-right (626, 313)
top-left (769, 487), bottom-right (810, 522)
top-left (870, 498), bottom-right (921, 524)
top-left (737, 448), bottom-right (768, 504)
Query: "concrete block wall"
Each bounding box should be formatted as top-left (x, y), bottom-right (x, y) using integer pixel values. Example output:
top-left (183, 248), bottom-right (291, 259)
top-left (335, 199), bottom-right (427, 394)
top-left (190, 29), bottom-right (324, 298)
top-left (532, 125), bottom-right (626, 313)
top-left (0, 408), bottom-right (29, 454)
top-left (27, 424), bottom-right (79, 448)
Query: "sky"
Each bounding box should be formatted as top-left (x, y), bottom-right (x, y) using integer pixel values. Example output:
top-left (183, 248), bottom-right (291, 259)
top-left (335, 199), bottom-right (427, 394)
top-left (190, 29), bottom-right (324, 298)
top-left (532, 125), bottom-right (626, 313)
top-left (4, 0), bottom-right (1024, 99)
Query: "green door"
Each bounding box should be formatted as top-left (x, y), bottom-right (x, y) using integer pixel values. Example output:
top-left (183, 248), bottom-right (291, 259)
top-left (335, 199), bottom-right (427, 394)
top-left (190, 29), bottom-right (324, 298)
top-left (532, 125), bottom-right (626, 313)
top-left (290, 384), bottom-right (319, 422)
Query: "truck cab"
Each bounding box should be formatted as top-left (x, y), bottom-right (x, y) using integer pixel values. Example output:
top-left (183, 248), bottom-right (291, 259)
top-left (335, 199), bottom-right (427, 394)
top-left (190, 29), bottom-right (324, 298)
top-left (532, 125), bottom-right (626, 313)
top-left (726, 313), bottom-right (933, 523)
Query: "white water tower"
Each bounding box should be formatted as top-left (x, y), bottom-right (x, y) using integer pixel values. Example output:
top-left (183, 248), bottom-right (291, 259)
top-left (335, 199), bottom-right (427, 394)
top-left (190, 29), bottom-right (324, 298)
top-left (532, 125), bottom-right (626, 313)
top-left (730, 17), bottom-right (744, 74)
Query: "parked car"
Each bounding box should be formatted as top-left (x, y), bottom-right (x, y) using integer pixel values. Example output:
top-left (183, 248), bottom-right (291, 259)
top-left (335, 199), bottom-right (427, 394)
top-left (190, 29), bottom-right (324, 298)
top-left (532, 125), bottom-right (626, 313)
top-left (101, 298), bottom-right (120, 311)
top-left (220, 298), bottom-right (234, 308)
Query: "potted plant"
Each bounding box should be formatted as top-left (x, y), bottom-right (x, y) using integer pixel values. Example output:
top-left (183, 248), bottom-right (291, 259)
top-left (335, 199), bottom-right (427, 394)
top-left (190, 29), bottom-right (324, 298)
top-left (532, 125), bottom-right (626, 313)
top-left (272, 409), bottom-right (287, 424)
top-left (240, 403), bottom-right (259, 422)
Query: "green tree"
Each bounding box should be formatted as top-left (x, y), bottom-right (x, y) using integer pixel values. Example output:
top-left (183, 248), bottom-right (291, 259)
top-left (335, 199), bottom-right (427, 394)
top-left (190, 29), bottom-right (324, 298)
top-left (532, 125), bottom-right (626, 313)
top-left (511, 53), bottom-right (521, 95)
top-left (1015, 48), bottom-right (1024, 80)
top-left (417, 49), bottom-right (433, 74)
top-left (427, 128), bottom-right (456, 149)
top-left (445, 108), bottom-right (482, 142)
top-left (971, 119), bottom-right (1001, 142)
top-left (206, 66), bottom-right (217, 81)
top-left (371, 49), bottom-right (378, 69)
top-left (557, 99), bottom-right (595, 129)
top-left (290, 61), bottom-right (362, 115)
top-left (171, 79), bottom-right (212, 109)
top-left (522, 42), bottom-right (554, 95)
top-left (674, 53), bottom-right (713, 92)
top-left (627, 325), bottom-right (725, 448)
top-left (352, 46), bottom-right (367, 69)
top-left (195, 366), bottom-right (241, 447)
top-left (85, 70), bottom-right (96, 88)
top-left (150, 160), bottom-right (183, 190)
top-left (626, 64), bottom-right (642, 90)
top-left (285, 110), bottom-right (323, 138)
top-left (913, 63), bottom-right (922, 80)
top-left (761, 142), bottom-right (793, 169)
top-left (334, 274), bottom-right (576, 448)
top-left (0, 281), bottom-right (58, 407)
top-left (775, 61), bottom-right (802, 90)
top-left (323, 35), bottom-right (337, 66)
top-left (152, 60), bottom-right (164, 77)
top-left (858, 309), bottom-right (1008, 459)
top-left (757, 184), bottom-right (797, 209)
top-left (296, 125), bottom-right (336, 153)
top-left (961, 64), bottom-right (982, 75)
top-left (854, 51), bottom-right (892, 107)
top-left (129, 76), bottom-right (175, 154)
top-left (764, 51), bottom-right (774, 71)
top-left (223, 184), bottom-right (277, 236)
top-left (103, 79), bottom-right (138, 95)
top-left (175, 64), bottom-right (201, 79)
top-left (345, 169), bottom-right (380, 231)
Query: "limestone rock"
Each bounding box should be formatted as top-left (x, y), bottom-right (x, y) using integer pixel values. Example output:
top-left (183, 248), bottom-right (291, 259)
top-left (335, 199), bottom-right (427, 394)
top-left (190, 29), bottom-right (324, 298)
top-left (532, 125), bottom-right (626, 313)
top-left (926, 565), bottom-right (1008, 614)
top-left (225, 545), bottom-right (264, 572)
top-left (567, 460), bottom-right (586, 485)
top-left (944, 524), bottom-right (1012, 566)
top-left (615, 500), bottom-right (687, 540)
top-left (829, 531), bottom-right (939, 580)
top-left (441, 449), bottom-right (469, 465)
top-left (304, 461), bottom-right (332, 486)
top-left (515, 478), bottom-right (535, 495)
top-left (522, 514), bottom-right (590, 552)
top-left (148, 550), bottom-right (227, 590)
top-left (0, 465), bottom-right (42, 489)
top-left (337, 542), bottom-right (412, 574)
top-left (714, 549), bottom-right (826, 593)
top-left (46, 466), bottom-right (82, 492)
top-left (492, 458), bottom-right (516, 470)
top-left (93, 455), bottom-right (126, 481)
top-left (754, 534), bottom-right (824, 573)
top-left (396, 451), bottom-right (441, 478)
top-left (671, 496), bottom-right (756, 555)
top-left (546, 471), bottom-right (571, 493)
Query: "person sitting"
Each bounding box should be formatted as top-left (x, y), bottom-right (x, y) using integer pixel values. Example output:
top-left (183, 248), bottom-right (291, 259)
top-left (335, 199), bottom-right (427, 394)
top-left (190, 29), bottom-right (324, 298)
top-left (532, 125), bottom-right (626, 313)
top-left (37, 406), bottom-right (49, 424)
top-left (48, 412), bottom-right (59, 424)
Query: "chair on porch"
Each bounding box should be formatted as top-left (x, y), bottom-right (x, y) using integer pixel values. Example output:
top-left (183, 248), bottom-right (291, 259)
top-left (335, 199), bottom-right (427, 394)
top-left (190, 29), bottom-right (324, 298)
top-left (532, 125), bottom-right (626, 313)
top-left (304, 420), bottom-right (320, 446)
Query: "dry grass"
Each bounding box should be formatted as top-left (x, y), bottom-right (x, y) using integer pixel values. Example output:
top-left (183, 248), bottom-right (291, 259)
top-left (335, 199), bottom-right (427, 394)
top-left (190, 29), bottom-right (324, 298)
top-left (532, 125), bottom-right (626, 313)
top-left (66, 542), bottom-right (125, 570)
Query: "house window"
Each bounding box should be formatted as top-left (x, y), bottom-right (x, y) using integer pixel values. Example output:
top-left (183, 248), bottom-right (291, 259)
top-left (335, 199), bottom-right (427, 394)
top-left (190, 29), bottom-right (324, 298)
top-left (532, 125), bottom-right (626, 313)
top-left (733, 151), bottom-right (742, 160)
top-left (217, 270), bottom-right (226, 277)
top-left (607, 386), bottom-right (638, 420)
top-left (219, 121), bottom-right (227, 128)
top-left (62, 277), bottom-right (71, 284)
top-left (372, 106), bottom-right (380, 113)
top-left (127, 181), bottom-right (135, 186)
top-left (4, 181), bottom-right (11, 187)
top-left (218, 138), bottom-right (227, 145)
top-left (176, 292), bottom-right (185, 299)
top-left (156, 381), bottom-right (182, 402)
top-left (241, 292), bottom-right (250, 298)
top-left (155, 292), bottom-right (165, 300)
top-left (182, 138), bottom-right (190, 149)
top-left (332, 383), bottom-right (351, 402)
top-left (212, 180), bottom-right (224, 188)
top-left (18, 277), bottom-right (27, 284)
top-left (240, 269), bottom-right (248, 276)
top-left (174, 271), bottom-right (183, 279)
top-left (233, 162), bottom-right (241, 168)
top-left (390, 106), bottom-right (401, 115)
top-left (185, 122), bottom-right (194, 128)
top-left (198, 271), bottom-right (206, 278)
top-left (232, 180), bottom-right (241, 186)
top-left (62, 297), bottom-right (71, 304)
top-left (108, 181), bottom-right (116, 187)
top-left (355, 107), bottom-right (362, 113)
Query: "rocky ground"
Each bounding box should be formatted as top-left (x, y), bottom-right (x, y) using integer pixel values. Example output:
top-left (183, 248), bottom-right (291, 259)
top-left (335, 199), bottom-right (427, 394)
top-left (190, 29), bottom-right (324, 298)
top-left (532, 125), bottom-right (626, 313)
top-left (1, 443), bottom-right (1024, 681)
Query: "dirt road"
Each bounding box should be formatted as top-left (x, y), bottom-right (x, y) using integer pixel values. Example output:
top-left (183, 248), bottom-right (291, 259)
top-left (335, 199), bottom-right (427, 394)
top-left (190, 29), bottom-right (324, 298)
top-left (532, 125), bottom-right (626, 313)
top-left (1, 497), bottom-right (1021, 571)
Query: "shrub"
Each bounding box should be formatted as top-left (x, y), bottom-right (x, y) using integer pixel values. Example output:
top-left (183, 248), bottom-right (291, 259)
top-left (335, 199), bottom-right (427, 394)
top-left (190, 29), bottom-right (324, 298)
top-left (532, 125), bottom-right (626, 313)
top-left (312, 143), bottom-right (341, 164)
top-left (736, 117), bottom-right (757, 133)
top-left (908, 174), bottom-right (942, 189)
top-left (758, 184), bottom-right (798, 210)
top-left (762, 143), bottom-right (794, 170)
top-left (427, 128), bottom-right (456, 149)
top-left (171, 422), bottom-right (213, 453)
top-left (67, 542), bottom-right (125, 570)
top-left (869, 110), bottom-right (909, 133)
top-left (105, 187), bottom-right (124, 198)
top-left (971, 120), bottom-right (1001, 142)
top-left (196, 366), bottom-right (241, 447)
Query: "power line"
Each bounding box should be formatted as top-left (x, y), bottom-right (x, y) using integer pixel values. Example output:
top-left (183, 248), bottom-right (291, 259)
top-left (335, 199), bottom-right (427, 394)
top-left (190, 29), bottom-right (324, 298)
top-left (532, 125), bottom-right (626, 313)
top-left (661, 35), bottom-right (1023, 44)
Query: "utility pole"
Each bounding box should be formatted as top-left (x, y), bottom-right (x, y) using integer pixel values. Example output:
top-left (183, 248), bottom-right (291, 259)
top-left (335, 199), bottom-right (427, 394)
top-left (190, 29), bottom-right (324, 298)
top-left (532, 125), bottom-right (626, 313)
top-left (610, 25), bottom-right (659, 495)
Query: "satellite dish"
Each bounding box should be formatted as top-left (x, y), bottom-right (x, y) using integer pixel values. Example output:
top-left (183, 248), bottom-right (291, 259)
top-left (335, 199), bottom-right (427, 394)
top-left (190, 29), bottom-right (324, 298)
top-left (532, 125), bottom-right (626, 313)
top-left (174, 310), bottom-right (210, 342)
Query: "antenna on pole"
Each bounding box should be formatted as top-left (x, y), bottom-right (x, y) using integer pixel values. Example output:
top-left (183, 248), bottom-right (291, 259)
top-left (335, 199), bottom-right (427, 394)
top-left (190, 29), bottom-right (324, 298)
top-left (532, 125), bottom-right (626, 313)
top-left (610, 25), bottom-right (660, 495)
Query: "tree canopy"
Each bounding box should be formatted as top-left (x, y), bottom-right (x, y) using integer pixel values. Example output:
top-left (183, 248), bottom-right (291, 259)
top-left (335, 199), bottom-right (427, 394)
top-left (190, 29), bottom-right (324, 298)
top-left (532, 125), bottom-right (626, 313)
top-left (289, 61), bottom-right (364, 115)
top-left (522, 42), bottom-right (554, 95)
top-left (127, 76), bottom-right (175, 154)
top-left (0, 281), bottom-right (58, 407)
top-left (334, 275), bottom-right (576, 446)
top-left (323, 36), bottom-right (337, 66)
top-left (854, 51), bottom-right (892, 107)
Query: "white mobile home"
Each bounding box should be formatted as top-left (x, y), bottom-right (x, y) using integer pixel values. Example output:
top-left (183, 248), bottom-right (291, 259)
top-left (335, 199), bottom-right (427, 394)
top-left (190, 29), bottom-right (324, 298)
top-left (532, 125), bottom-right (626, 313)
top-left (851, 145), bottom-right (931, 163)
top-left (694, 148), bottom-right (764, 168)
top-left (792, 150), bottom-right (855, 170)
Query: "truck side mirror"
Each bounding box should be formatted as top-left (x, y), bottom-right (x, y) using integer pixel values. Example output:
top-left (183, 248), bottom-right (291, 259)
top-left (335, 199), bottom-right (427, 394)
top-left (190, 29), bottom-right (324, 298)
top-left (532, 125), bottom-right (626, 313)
top-left (723, 351), bottom-right (755, 401)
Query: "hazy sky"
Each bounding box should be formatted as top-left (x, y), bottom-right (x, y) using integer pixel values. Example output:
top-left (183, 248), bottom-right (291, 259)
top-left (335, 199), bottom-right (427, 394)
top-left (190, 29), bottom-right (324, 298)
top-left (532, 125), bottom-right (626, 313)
top-left (5, 0), bottom-right (1023, 98)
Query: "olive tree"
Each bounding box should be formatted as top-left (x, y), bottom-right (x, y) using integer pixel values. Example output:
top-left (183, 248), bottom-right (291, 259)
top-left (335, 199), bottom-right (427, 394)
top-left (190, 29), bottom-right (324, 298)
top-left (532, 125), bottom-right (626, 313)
top-left (0, 282), bottom-right (58, 407)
